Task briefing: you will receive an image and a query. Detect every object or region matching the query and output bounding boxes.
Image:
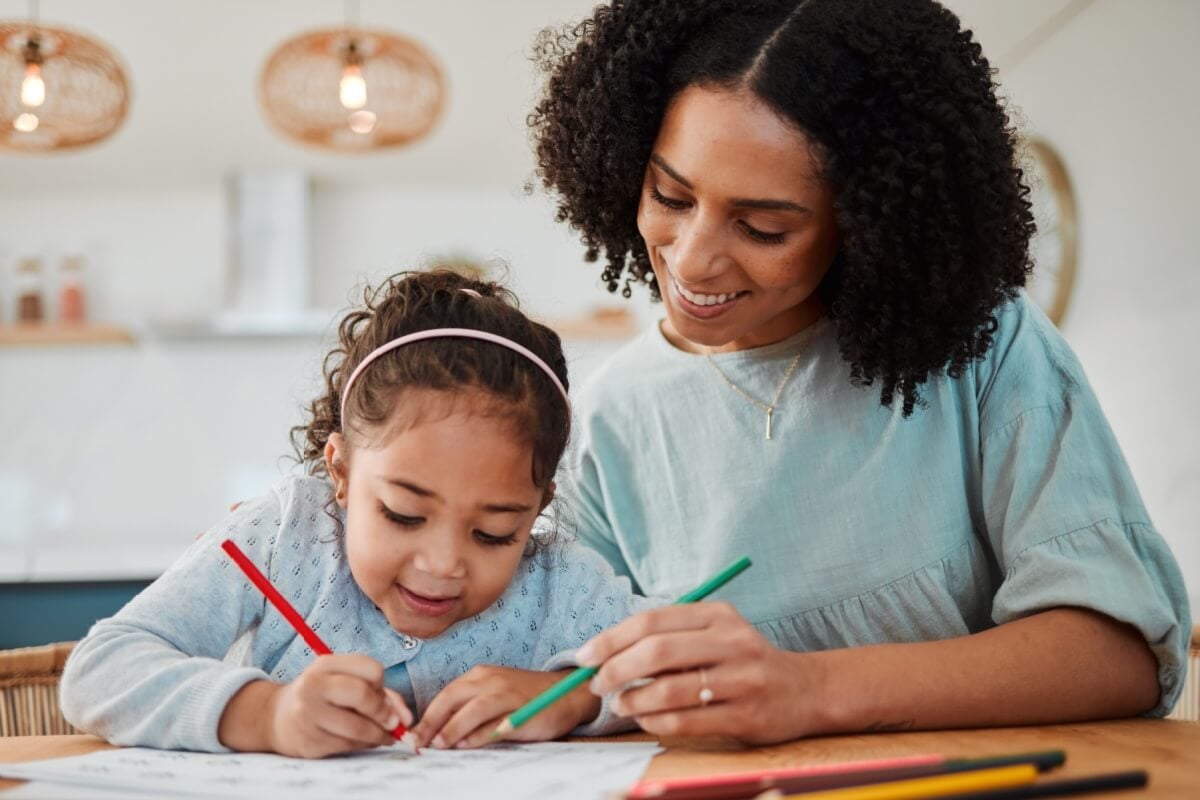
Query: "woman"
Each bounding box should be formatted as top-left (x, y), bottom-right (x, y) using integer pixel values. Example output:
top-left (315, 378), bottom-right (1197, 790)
top-left (529, 0), bottom-right (1190, 743)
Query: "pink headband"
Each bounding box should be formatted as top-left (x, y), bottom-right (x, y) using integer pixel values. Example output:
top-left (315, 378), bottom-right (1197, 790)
top-left (340, 327), bottom-right (570, 426)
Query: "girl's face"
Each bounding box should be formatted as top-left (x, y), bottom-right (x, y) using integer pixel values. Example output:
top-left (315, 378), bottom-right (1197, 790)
top-left (637, 85), bottom-right (841, 353)
top-left (326, 391), bottom-right (550, 640)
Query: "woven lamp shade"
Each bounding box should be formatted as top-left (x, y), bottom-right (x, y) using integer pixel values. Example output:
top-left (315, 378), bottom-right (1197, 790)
top-left (260, 28), bottom-right (444, 151)
top-left (0, 22), bottom-right (130, 152)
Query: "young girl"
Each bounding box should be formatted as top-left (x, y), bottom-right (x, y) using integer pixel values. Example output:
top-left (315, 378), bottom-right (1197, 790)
top-left (60, 269), bottom-right (661, 758)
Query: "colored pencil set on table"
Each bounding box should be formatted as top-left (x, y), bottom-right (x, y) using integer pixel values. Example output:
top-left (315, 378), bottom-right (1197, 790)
top-left (621, 749), bottom-right (1148, 800)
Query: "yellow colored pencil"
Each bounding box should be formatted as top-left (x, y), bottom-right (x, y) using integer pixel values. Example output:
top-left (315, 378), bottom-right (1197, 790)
top-left (770, 763), bottom-right (1039, 800)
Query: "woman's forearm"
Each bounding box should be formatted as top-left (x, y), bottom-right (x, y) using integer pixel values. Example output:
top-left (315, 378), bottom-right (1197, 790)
top-left (811, 607), bottom-right (1160, 734)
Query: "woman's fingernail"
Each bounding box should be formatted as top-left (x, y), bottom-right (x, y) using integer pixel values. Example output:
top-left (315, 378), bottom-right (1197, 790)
top-left (432, 735), bottom-right (446, 749)
top-left (455, 740), bottom-right (469, 749)
top-left (611, 696), bottom-right (624, 715)
top-left (590, 675), bottom-right (603, 694)
top-left (385, 713), bottom-right (400, 730)
top-left (576, 643), bottom-right (596, 664)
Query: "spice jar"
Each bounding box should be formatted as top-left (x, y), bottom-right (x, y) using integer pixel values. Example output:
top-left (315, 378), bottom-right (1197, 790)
top-left (58, 254), bottom-right (87, 324)
top-left (15, 256), bottom-right (44, 323)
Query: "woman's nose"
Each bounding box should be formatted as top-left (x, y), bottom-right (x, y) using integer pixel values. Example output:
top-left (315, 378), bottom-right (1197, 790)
top-left (667, 212), bottom-right (729, 285)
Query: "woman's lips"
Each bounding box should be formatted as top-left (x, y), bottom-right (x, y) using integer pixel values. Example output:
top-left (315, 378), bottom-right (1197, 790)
top-left (669, 275), bottom-right (744, 320)
top-left (398, 585), bottom-right (459, 617)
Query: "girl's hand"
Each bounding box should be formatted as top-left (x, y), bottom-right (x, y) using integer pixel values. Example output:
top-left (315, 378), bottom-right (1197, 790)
top-left (579, 602), bottom-right (825, 745)
top-left (267, 654), bottom-right (412, 758)
top-left (412, 665), bottom-right (601, 750)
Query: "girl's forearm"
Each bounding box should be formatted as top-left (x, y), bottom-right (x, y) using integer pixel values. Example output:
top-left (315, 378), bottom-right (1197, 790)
top-left (810, 607), bottom-right (1160, 734)
top-left (218, 680), bottom-right (281, 752)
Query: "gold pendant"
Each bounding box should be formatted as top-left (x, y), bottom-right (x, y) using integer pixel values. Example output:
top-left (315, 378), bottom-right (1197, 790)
top-left (766, 407), bottom-right (774, 440)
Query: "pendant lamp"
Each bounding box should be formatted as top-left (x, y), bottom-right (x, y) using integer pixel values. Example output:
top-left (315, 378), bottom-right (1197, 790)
top-left (0, 2), bottom-right (130, 152)
top-left (259, 2), bottom-right (444, 152)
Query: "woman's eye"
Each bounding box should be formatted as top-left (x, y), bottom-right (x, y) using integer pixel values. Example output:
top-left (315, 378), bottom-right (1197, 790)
top-left (740, 221), bottom-right (786, 245)
top-left (649, 186), bottom-right (690, 211)
top-left (474, 530), bottom-right (518, 547)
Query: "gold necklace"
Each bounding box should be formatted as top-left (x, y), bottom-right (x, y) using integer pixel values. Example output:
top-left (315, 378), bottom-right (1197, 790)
top-left (704, 352), bottom-right (803, 440)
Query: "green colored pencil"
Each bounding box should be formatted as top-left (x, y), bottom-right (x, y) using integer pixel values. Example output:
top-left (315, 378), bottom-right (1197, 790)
top-left (489, 556), bottom-right (752, 739)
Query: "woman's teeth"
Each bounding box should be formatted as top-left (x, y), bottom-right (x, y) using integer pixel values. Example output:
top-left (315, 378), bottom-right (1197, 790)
top-left (673, 278), bottom-right (739, 306)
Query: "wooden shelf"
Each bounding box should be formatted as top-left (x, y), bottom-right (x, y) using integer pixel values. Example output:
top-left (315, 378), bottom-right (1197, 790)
top-left (544, 309), bottom-right (640, 340)
top-left (0, 323), bottom-right (136, 346)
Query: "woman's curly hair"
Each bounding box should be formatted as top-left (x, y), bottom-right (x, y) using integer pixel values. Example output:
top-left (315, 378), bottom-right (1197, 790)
top-left (529, 0), bottom-right (1035, 415)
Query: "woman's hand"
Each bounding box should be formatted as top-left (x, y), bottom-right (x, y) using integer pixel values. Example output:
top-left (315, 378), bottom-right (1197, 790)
top-left (222, 654), bottom-right (412, 758)
top-left (578, 602), bottom-right (826, 744)
top-left (412, 665), bottom-right (601, 750)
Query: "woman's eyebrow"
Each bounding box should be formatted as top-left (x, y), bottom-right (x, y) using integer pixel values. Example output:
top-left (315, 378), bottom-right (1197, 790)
top-left (651, 153), bottom-right (694, 188)
top-left (651, 153), bottom-right (811, 214)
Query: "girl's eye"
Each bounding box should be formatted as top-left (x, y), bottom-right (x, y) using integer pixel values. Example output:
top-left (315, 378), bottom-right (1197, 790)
top-left (739, 221), bottom-right (786, 245)
top-left (649, 185), bottom-right (690, 211)
top-left (379, 503), bottom-right (423, 527)
top-left (474, 530), bottom-right (518, 547)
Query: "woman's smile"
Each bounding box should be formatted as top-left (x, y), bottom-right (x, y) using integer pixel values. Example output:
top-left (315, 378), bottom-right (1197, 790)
top-left (668, 272), bottom-right (747, 320)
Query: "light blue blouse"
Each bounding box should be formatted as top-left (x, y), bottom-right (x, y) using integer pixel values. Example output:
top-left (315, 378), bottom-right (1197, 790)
top-left (561, 294), bottom-right (1191, 716)
top-left (60, 476), bottom-right (663, 752)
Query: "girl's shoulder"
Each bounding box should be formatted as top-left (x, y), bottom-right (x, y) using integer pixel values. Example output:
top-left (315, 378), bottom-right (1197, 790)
top-left (207, 474), bottom-right (341, 567)
top-left (506, 536), bottom-right (665, 610)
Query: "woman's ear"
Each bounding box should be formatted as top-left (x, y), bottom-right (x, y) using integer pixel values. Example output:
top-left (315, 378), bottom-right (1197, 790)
top-left (325, 433), bottom-right (350, 507)
top-left (539, 481), bottom-right (556, 514)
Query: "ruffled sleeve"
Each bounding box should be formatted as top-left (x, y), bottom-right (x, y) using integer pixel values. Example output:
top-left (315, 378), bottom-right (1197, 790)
top-left (979, 303), bottom-right (1191, 717)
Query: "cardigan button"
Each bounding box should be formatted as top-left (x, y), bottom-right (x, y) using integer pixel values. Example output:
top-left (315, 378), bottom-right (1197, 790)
top-left (401, 635), bottom-right (419, 650)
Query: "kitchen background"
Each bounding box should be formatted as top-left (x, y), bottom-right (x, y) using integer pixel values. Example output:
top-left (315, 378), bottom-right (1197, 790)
top-left (0, 1), bottom-right (1197, 659)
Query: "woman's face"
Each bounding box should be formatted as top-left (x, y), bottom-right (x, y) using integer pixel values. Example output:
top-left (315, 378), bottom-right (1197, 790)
top-left (326, 391), bottom-right (549, 640)
top-left (637, 85), bottom-right (840, 353)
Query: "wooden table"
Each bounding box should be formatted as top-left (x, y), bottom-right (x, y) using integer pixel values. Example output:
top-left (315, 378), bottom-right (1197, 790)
top-left (1, 719), bottom-right (1197, 797)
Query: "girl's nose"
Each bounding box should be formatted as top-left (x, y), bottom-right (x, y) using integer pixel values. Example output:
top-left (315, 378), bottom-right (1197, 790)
top-left (413, 535), bottom-right (467, 579)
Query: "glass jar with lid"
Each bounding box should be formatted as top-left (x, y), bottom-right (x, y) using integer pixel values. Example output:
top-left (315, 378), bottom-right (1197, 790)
top-left (58, 254), bottom-right (87, 324)
top-left (15, 256), bottom-right (45, 323)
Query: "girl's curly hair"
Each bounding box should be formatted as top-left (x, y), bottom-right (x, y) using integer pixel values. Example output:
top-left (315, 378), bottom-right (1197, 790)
top-left (529, 0), bottom-right (1035, 415)
top-left (291, 269), bottom-right (570, 494)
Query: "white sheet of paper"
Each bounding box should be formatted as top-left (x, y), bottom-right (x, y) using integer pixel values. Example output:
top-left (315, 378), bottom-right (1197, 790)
top-left (0, 741), bottom-right (661, 800)
top-left (0, 781), bottom-right (134, 798)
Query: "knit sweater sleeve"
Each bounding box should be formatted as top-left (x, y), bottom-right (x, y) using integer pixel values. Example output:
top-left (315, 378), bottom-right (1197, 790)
top-left (534, 541), bottom-right (667, 736)
top-left (59, 490), bottom-right (284, 752)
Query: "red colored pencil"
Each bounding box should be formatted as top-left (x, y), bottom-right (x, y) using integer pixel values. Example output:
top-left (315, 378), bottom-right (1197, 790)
top-left (625, 754), bottom-right (945, 799)
top-left (220, 538), bottom-right (416, 749)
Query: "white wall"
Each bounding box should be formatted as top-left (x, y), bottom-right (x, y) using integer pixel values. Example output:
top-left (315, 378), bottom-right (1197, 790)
top-left (0, 184), bottom-right (645, 580)
top-left (987, 0), bottom-right (1199, 614)
top-left (0, 1), bottom-right (1195, 616)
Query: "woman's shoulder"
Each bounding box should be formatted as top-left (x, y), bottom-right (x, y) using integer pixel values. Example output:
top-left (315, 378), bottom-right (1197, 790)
top-left (971, 293), bottom-right (1091, 425)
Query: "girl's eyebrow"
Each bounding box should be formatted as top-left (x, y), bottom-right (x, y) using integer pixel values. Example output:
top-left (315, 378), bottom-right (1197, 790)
top-left (650, 153), bottom-right (811, 215)
top-left (385, 478), bottom-right (533, 514)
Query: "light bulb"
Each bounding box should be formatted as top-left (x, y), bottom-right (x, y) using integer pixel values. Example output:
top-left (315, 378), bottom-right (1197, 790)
top-left (339, 64), bottom-right (367, 110)
top-left (21, 62), bottom-right (45, 107)
top-left (348, 109), bottom-right (376, 134)
top-left (13, 112), bottom-right (39, 132)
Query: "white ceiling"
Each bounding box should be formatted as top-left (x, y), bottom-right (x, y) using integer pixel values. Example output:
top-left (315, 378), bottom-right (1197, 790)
top-left (0, 0), bottom-right (1076, 190)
